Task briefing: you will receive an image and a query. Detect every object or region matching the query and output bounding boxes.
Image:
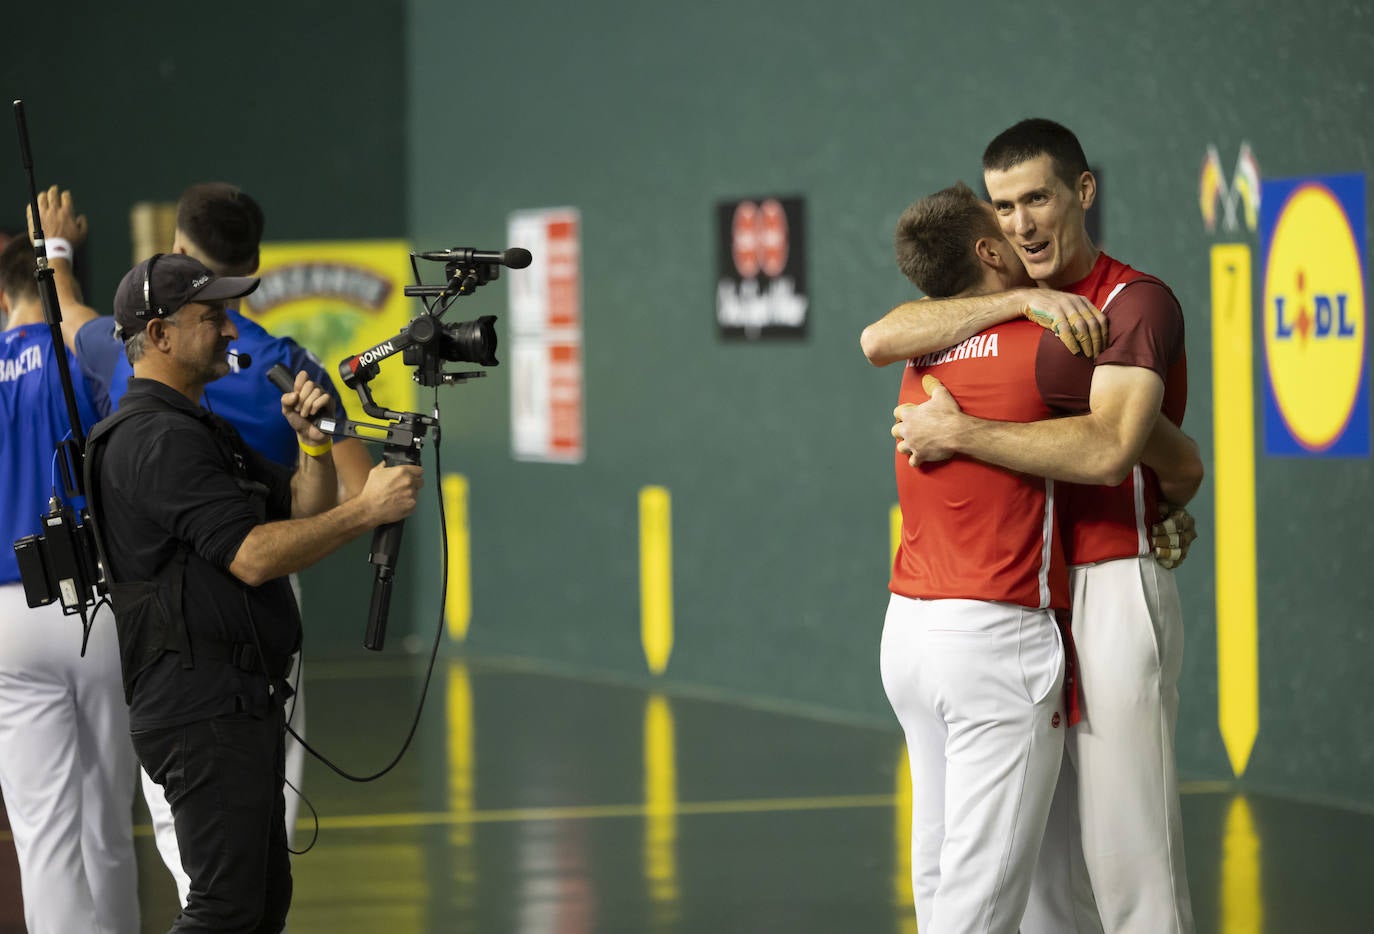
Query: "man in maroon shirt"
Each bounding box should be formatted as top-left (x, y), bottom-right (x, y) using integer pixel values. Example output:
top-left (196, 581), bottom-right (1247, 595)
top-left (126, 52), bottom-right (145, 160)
top-left (865, 119), bottom-right (1201, 934)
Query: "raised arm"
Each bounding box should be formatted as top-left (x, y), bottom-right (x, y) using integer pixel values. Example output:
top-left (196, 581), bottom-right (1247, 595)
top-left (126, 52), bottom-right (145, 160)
top-left (27, 185), bottom-right (98, 348)
top-left (860, 288), bottom-right (1105, 366)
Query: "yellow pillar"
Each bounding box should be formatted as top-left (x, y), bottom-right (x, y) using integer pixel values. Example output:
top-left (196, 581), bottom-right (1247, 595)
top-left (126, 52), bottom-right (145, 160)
top-left (443, 474), bottom-right (472, 642)
top-left (639, 486), bottom-right (674, 675)
top-left (1211, 245), bottom-right (1260, 776)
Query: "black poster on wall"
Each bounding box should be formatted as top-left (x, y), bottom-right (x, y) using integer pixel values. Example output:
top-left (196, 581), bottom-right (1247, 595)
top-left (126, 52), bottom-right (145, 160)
top-left (715, 195), bottom-right (809, 340)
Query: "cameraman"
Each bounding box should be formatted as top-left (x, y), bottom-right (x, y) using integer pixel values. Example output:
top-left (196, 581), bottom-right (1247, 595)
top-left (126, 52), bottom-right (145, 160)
top-left (66, 181), bottom-right (372, 908)
top-left (0, 218), bottom-right (140, 932)
top-left (91, 254), bottom-right (422, 932)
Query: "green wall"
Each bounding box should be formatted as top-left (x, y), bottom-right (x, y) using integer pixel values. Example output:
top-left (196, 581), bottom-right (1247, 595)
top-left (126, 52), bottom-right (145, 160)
top-left (5, 1), bottom-right (1372, 812)
top-left (405, 0), bottom-right (1374, 810)
top-left (1, 0), bottom-right (412, 648)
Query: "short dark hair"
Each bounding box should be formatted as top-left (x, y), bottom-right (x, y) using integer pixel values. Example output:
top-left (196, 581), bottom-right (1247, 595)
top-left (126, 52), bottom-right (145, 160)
top-left (894, 182), bottom-right (1001, 298)
top-left (982, 118), bottom-right (1090, 190)
top-left (0, 236), bottom-right (37, 304)
top-left (175, 182), bottom-right (264, 273)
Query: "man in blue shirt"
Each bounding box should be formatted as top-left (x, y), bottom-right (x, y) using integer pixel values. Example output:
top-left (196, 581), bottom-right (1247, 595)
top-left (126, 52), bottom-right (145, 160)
top-left (66, 182), bottom-right (372, 911)
top-left (0, 192), bottom-right (140, 934)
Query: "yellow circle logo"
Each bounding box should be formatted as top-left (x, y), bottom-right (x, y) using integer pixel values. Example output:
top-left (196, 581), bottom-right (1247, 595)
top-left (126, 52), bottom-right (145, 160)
top-left (1263, 183), bottom-right (1366, 450)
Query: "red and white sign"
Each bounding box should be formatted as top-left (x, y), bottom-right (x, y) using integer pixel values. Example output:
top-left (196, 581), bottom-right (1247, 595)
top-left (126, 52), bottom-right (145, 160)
top-left (508, 208), bottom-right (585, 463)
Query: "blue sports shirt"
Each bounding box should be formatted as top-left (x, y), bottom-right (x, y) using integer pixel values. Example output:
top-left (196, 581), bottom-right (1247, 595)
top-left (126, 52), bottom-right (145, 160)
top-left (75, 309), bottom-right (352, 468)
top-left (1, 326), bottom-right (101, 583)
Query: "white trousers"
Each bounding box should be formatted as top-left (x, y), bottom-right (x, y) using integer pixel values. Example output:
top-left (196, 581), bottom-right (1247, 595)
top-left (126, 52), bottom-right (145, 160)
top-left (140, 573), bottom-right (306, 910)
top-left (0, 583), bottom-right (140, 934)
top-left (1024, 557), bottom-right (1194, 934)
top-left (881, 594), bottom-right (1065, 934)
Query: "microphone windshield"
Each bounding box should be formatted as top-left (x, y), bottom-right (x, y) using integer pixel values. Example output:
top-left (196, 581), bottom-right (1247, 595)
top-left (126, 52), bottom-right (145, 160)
top-left (230, 350), bottom-right (252, 369)
top-left (503, 248), bottom-right (532, 269)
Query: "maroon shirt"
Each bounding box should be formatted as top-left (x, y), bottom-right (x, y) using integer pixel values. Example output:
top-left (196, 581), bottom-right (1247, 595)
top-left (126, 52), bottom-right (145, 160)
top-left (1034, 252), bottom-right (1187, 565)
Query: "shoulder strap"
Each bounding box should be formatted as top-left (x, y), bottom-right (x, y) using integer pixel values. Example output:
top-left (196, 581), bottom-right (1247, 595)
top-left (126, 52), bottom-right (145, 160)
top-left (82, 396), bottom-right (178, 588)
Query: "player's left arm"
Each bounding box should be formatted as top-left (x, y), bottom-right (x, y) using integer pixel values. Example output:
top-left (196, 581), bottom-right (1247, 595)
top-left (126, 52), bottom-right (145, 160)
top-left (1140, 415), bottom-right (1203, 507)
top-left (895, 364), bottom-right (1162, 483)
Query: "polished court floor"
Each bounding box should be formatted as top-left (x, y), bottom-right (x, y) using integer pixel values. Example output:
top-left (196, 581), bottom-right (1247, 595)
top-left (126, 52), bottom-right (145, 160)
top-left (5, 656), bottom-right (1374, 932)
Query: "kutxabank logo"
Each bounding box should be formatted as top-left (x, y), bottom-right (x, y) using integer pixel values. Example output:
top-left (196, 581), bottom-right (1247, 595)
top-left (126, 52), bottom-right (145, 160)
top-left (1261, 174), bottom-right (1368, 456)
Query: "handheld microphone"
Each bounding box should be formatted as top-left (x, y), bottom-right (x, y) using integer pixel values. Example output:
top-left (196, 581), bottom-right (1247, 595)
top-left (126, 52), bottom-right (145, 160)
top-left (415, 246), bottom-right (532, 269)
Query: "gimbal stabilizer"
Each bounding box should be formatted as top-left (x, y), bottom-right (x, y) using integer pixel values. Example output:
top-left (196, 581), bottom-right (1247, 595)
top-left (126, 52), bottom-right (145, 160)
top-left (277, 245), bottom-right (530, 651)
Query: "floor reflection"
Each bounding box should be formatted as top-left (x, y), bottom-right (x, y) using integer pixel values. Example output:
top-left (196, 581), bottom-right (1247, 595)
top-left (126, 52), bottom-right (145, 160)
top-left (101, 657), bottom-right (1374, 933)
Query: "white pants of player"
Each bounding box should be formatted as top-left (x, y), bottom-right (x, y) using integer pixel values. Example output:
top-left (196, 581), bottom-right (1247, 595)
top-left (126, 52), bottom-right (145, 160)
top-left (880, 594), bottom-right (1065, 934)
top-left (140, 573), bottom-right (307, 914)
top-left (1023, 556), bottom-right (1194, 934)
top-left (0, 583), bottom-right (140, 934)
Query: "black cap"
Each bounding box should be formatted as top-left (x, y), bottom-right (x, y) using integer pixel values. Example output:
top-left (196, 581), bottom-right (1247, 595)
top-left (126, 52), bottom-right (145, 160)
top-left (113, 253), bottom-right (259, 340)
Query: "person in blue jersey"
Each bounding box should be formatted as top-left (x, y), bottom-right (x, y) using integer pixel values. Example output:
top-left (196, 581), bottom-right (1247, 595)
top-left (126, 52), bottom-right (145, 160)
top-left (0, 193), bottom-right (141, 934)
top-left (63, 182), bottom-right (373, 913)
top-left (74, 183), bottom-right (373, 489)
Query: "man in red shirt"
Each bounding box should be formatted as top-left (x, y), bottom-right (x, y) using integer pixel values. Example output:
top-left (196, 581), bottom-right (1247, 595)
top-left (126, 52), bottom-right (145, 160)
top-left (873, 119), bottom-right (1200, 934)
top-left (880, 180), bottom-right (1070, 933)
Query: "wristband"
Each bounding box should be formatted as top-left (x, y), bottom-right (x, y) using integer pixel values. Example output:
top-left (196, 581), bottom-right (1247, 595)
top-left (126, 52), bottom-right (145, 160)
top-left (44, 237), bottom-right (73, 261)
top-left (299, 437), bottom-right (333, 458)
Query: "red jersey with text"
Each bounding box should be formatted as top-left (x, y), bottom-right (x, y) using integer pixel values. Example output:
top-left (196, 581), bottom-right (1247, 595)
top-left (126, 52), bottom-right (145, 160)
top-left (1035, 252), bottom-right (1187, 565)
top-left (891, 319), bottom-right (1069, 610)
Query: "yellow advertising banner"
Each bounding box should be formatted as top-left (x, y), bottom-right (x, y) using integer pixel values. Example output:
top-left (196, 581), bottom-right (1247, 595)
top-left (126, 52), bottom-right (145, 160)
top-left (241, 240), bottom-right (418, 418)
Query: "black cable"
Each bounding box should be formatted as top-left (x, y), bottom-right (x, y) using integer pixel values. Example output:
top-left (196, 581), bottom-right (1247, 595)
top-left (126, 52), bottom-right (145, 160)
top-left (286, 384), bottom-right (448, 784)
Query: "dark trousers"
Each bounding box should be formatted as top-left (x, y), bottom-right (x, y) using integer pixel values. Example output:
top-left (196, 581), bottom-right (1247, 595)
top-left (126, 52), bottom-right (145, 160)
top-left (133, 707), bottom-right (292, 933)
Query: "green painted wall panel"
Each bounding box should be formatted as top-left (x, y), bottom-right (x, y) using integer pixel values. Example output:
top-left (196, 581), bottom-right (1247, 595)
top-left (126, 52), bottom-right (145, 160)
top-left (405, 1), bottom-right (1374, 809)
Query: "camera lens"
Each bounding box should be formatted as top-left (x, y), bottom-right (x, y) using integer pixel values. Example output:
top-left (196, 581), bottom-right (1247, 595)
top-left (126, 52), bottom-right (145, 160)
top-left (441, 315), bottom-right (499, 367)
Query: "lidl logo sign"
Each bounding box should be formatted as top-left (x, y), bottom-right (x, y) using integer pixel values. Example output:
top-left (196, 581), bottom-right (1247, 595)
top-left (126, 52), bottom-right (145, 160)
top-left (1260, 174), bottom-right (1368, 456)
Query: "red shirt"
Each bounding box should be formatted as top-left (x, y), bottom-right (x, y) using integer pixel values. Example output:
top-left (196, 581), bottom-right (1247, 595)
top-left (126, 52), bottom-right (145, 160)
top-left (891, 319), bottom-right (1070, 610)
top-left (1035, 252), bottom-right (1188, 565)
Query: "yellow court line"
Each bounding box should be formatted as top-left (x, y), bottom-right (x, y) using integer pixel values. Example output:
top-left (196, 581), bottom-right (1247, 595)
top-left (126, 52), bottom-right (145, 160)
top-left (0, 782), bottom-right (1217, 842)
top-left (294, 793), bottom-right (897, 832)
top-left (3, 784), bottom-right (1244, 843)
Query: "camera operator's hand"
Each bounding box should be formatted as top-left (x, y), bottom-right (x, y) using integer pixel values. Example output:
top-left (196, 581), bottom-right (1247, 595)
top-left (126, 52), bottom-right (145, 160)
top-left (27, 185), bottom-right (89, 248)
top-left (359, 462), bottom-right (424, 526)
top-left (279, 370), bottom-right (335, 446)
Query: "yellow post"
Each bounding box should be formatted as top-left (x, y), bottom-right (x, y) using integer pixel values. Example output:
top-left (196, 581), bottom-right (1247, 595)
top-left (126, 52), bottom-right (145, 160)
top-left (1211, 244), bottom-right (1260, 776)
top-left (640, 486), bottom-right (674, 675)
top-left (443, 474), bottom-right (472, 642)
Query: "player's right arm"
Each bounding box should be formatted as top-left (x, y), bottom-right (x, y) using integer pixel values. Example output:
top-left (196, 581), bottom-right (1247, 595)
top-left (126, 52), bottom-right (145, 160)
top-left (860, 288), bottom-right (1105, 366)
top-left (27, 185), bottom-right (99, 349)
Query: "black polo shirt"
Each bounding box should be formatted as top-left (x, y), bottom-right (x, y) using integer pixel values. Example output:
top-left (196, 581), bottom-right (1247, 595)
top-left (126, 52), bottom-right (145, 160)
top-left (96, 378), bottom-right (300, 730)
